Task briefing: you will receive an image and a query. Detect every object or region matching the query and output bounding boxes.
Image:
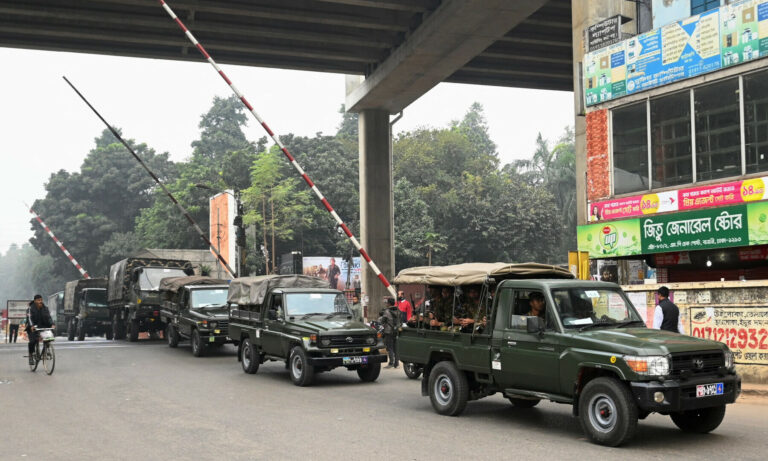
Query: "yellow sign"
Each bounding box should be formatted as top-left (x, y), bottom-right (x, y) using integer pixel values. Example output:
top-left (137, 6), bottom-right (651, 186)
top-left (740, 178), bottom-right (765, 201)
top-left (640, 193), bottom-right (660, 214)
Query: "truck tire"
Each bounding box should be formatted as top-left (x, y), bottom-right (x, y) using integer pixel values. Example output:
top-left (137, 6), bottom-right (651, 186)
top-left (191, 329), bottom-right (204, 357)
top-left (578, 377), bottom-right (638, 447)
top-left (241, 338), bottom-right (259, 374)
top-left (428, 361), bottom-right (469, 416)
top-left (105, 328), bottom-right (113, 340)
top-left (129, 319), bottom-right (139, 342)
top-left (76, 320), bottom-right (85, 341)
top-left (289, 346), bottom-right (314, 387)
top-left (67, 319), bottom-right (75, 341)
top-left (507, 397), bottom-right (540, 408)
top-left (166, 324), bottom-right (179, 348)
top-left (356, 362), bottom-right (381, 382)
top-left (670, 405), bottom-right (726, 433)
top-left (111, 318), bottom-right (121, 340)
top-left (403, 362), bottom-right (423, 379)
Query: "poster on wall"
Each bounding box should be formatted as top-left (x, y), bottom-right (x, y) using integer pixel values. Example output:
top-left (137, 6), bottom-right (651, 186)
top-left (721, 0), bottom-right (768, 67)
top-left (690, 306), bottom-right (768, 364)
top-left (302, 256), bottom-right (361, 291)
top-left (584, 41), bottom-right (627, 106)
top-left (577, 220), bottom-right (642, 258)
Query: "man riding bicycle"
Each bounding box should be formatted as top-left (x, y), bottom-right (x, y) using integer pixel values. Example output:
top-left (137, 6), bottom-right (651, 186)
top-left (26, 295), bottom-right (54, 365)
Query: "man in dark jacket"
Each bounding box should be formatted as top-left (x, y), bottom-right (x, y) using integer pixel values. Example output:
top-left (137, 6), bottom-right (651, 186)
top-left (26, 295), bottom-right (54, 365)
top-left (378, 297), bottom-right (400, 369)
top-left (652, 286), bottom-right (684, 334)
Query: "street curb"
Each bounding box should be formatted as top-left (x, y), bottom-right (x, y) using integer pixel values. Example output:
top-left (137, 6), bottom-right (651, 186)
top-left (741, 387), bottom-right (768, 397)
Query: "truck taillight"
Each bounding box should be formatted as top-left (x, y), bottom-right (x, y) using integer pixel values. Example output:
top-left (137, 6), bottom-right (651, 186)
top-left (153, 311), bottom-right (159, 317)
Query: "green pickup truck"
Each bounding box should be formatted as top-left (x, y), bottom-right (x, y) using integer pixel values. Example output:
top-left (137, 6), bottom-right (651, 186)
top-left (397, 263), bottom-right (741, 447)
top-left (228, 275), bottom-right (386, 386)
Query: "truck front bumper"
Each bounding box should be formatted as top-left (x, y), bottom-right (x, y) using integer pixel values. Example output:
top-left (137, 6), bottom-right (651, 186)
top-left (308, 353), bottom-right (387, 368)
top-left (630, 373), bottom-right (741, 412)
top-left (199, 331), bottom-right (233, 344)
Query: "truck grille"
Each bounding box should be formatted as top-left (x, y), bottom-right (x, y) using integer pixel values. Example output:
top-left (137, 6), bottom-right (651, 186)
top-left (669, 351), bottom-right (724, 378)
top-left (216, 320), bottom-right (228, 334)
top-left (323, 335), bottom-right (370, 348)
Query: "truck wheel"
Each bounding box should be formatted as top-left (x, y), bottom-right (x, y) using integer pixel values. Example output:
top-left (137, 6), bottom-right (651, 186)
top-left (191, 329), bottom-right (204, 357)
top-left (166, 324), bottom-right (179, 348)
top-left (428, 361), bottom-right (469, 416)
top-left (67, 319), bottom-right (75, 341)
top-left (507, 397), bottom-right (540, 408)
top-left (105, 328), bottom-right (113, 340)
top-left (357, 362), bottom-right (381, 382)
top-left (241, 338), bottom-right (259, 374)
top-left (129, 320), bottom-right (139, 342)
top-left (76, 320), bottom-right (85, 341)
top-left (578, 377), bottom-right (638, 447)
top-left (111, 318), bottom-right (120, 340)
top-left (403, 362), bottom-right (423, 379)
top-left (289, 346), bottom-right (314, 387)
top-left (670, 405), bottom-right (726, 433)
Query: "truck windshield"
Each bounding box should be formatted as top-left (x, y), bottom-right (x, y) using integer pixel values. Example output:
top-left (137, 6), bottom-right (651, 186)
top-left (284, 293), bottom-right (350, 317)
top-left (551, 288), bottom-right (644, 329)
top-left (84, 290), bottom-right (107, 308)
top-left (190, 288), bottom-right (228, 309)
top-left (139, 268), bottom-right (188, 290)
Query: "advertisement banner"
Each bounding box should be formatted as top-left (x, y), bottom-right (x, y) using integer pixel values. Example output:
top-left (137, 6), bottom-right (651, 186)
top-left (747, 200), bottom-right (768, 244)
top-left (690, 306), bottom-right (768, 364)
top-left (584, 0), bottom-right (768, 106)
top-left (641, 204), bottom-right (749, 253)
top-left (584, 41), bottom-right (627, 106)
top-left (302, 256), bottom-right (361, 291)
top-left (586, 15), bottom-right (622, 51)
top-left (209, 191), bottom-right (236, 276)
top-left (577, 220), bottom-right (642, 258)
top-left (589, 176), bottom-right (768, 222)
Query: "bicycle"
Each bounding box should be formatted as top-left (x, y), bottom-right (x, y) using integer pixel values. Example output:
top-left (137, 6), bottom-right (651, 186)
top-left (28, 327), bottom-right (56, 375)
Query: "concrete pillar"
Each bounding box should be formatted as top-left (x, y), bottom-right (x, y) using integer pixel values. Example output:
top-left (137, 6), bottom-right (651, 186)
top-left (358, 109), bottom-right (395, 320)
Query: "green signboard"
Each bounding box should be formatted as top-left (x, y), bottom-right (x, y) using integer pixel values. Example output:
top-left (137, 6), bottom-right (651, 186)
top-left (577, 203), bottom-right (765, 258)
top-left (640, 204), bottom-right (748, 253)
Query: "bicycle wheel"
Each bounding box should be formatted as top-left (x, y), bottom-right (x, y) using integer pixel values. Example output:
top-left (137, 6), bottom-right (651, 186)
top-left (43, 343), bottom-right (55, 375)
top-left (29, 343), bottom-right (40, 372)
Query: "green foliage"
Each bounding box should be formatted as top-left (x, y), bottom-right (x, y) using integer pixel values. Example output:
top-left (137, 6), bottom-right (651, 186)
top-left (0, 244), bottom-right (72, 309)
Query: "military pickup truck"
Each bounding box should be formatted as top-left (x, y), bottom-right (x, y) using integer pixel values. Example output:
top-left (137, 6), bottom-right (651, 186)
top-left (159, 276), bottom-right (232, 357)
top-left (397, 263), bottom-right (741, 447)
top-left (108, 257), bottom-right (194, 341)
top-left (63, 278), bottom-right (110, 341)
top-left (228, 275), bottom-right (386, 386)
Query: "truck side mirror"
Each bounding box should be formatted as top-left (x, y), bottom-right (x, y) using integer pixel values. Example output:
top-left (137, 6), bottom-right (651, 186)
top-left (526, 316), bottom-right (545, 334)
top-left (268, 309), bottom-right (277, 320)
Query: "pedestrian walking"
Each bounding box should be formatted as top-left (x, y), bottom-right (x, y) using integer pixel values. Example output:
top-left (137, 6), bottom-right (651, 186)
top-left (8, 317), bottom-right (19, 343)
top-left (652, 286), bottom-right (684, 334)
top-left (378, 297), bottom-right (400, 368)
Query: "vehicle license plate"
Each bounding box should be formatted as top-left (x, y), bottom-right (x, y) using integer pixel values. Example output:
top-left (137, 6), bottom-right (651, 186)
top-left (343, 356), bottom-right (368, 365)
top-left (696, 383), bottom-right (724, 397)
top-left (209, 336), bottom-right (215, 343)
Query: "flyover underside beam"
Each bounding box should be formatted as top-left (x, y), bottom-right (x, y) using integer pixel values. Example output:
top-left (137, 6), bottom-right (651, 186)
top-left (346, 0), bottom-right (551, 113)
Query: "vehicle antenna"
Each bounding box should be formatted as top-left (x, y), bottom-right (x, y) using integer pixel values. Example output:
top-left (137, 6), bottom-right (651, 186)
top-left (25, 202), bottom-right (90, 279)
top-left (61, 77), bottom-right (236, 279)
top-left (158, 0), bottom-right (398, 298)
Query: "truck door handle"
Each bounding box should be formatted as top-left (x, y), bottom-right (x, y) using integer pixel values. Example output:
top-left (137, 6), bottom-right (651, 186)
top-left (537, 346), bottom-right (555, 351)
top-left (506, 340), bottom-right (516, 347)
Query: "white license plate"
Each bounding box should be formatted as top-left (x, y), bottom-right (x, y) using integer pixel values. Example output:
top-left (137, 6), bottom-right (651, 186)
top-left (342, 356), bottom-right (368, 365)
top-left (696, 382), bottom-right (724, 398)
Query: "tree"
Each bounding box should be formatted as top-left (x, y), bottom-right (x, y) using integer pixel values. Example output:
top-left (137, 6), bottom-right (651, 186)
top-left (0, 244), bottom-right (71, 310)
top-left (393, 178), bottom-right (434, 271)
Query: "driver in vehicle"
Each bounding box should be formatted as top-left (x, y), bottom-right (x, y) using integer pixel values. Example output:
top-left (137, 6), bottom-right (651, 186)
top-left (26, 294), bottom-right (54, 365)
top-left (526, 292), bottom-right (546, 318)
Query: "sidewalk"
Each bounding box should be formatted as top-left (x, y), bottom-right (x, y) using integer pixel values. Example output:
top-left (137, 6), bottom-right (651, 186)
top-left (742, 382), bottom-right (768, 398)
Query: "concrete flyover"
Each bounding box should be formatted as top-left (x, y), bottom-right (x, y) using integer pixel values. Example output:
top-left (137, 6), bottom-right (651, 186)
top-left (0, 0), bottom-right (573, 314)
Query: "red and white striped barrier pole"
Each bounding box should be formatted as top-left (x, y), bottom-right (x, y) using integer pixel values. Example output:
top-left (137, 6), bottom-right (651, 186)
top-left (159, 0), bottom-right (398, 298)
top-left (26, 203), bottom-right (90, 279)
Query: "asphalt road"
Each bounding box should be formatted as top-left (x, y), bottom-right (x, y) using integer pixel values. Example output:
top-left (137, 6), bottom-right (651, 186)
top-left (1, 338), bottom-right (767, 460)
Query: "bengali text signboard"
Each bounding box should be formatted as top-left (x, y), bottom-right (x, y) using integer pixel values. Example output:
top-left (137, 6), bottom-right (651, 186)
top-left (641, 205), bottom-right (748, 254)
top-left (690, 306), bottom-right (768, 365)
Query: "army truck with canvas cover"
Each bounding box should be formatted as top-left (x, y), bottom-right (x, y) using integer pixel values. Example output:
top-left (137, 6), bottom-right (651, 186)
top-left (228, 275), bottom-right (386, 386)
top-left (159, 276), bottom-right (232, 357)
top-left (108, 257), bottom-right (193, 342)
top-left (63, 278), bottom-right (110, 341)
top-left (47, 291), bottom-right (66, 335)
top-left (396, 263), bottom-right (742, 447)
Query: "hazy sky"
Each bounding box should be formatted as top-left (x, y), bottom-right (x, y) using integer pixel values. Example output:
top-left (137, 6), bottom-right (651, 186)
top-left (0, 47), bottom-right (574, 255)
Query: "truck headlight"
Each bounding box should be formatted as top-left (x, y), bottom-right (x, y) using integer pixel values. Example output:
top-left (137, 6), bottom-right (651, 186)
top-left (320, 338), bottom-right (331, 347)
top-left (365, 336), bottom-right (376, 345)
top-left (624, 355), bottom-right (669, 377)
top-left (209, 321), bottom-right (217, 329)
top-left (724, 350), bottom-right (734, 370)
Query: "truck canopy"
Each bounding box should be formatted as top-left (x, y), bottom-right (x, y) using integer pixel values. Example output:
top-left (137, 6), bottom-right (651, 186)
top-left (227, 275), bottom-right (330, 305)
top-left (159, 276), bottom-right (229, 294)
top-left (64, 278), bottom-right (108, 314)
top-left (393, 262), bottom-right (574, 286)
top-left (108, 257), bottom-right (194, 302)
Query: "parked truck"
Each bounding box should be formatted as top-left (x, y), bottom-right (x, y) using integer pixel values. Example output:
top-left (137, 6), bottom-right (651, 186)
top-left (159, 276), bottom-right (232, 357)
top-left (47, 291), bottom-right (66, 335)
top-left (396, 263), bottom-right (741, 447)
top-left (228, 275), bottom-right (386, 386)
top-left (108, 257), bottom-right (194, 342)
top-left (63, 278), bottom-right (110, 341)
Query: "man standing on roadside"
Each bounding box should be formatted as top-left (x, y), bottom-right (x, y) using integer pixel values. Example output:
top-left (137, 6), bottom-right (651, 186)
top-left (396, 290), bottom-right (412, 324)
top-left (379, 297), bottom-right (400, 368)
top-left (652, 286), bottom-right (684, 334)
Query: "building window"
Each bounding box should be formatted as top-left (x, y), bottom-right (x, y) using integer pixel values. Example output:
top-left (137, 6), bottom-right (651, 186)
top-left (695, 78), bottom-right (741, 181)
top-left (613, 102), bottom-right (649, 194)
top-left (745, 70), bottom-right (768, 174)
top-left (691, 0), bottom-right (721, 15)
top-left (651, 92), bottom-right (692, 188)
